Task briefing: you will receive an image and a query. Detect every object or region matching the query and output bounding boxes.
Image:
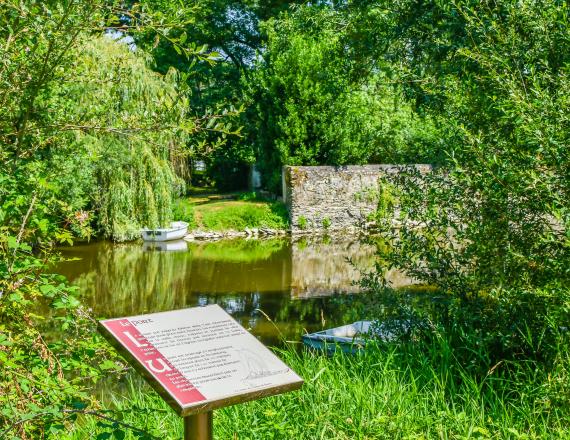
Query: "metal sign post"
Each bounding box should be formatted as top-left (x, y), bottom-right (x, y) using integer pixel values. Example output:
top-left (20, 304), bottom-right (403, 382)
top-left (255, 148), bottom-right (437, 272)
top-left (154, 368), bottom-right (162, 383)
top-left (99, 305), bottom-right (303, 440)
top-left (184, 412), bottom-right (213, 440)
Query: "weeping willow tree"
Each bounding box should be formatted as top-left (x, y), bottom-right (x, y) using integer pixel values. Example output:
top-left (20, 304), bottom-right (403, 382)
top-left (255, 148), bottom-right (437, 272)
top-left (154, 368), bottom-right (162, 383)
top-left (47, 36), bottom-right (191, 240)
top-left (0, 3), bottom-right (234, 435)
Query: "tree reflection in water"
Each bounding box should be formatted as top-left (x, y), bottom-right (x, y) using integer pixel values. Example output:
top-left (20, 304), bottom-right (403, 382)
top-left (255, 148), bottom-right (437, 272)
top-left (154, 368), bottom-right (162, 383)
top-left (55, 237), bottom-right (413, 346)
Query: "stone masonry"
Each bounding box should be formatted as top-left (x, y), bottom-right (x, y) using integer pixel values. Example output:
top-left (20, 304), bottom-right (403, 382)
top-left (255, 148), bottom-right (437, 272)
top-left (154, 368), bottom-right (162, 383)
top-left (283, 164), bottom-right (431, 231)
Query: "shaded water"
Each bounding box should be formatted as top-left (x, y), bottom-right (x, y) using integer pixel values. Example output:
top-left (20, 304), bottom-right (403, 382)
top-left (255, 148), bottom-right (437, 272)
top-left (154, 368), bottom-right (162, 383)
top-left (56, 236), bottom-right (412, 346)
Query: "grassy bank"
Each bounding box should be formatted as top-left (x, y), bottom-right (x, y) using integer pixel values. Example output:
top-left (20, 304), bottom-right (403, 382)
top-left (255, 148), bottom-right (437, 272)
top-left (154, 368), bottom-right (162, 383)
top-left (66, 340), bottom-right (569, 439)
top-left (173, 192), bottom-right (289, 232)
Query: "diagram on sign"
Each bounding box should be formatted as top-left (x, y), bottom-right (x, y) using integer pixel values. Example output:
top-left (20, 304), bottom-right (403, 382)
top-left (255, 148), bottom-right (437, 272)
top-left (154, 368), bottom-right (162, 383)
top-left (236, 348), bottom-right (290, 381)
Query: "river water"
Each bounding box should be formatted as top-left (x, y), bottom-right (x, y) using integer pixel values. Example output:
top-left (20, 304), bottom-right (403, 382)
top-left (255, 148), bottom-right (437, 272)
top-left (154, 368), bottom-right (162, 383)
top-left (55, 236), bottom-right (413, 346)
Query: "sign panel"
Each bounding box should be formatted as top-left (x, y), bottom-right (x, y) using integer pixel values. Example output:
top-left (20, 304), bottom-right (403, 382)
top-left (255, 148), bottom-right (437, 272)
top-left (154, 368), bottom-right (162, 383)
top-left (99, 305), bottom-right (303, 416)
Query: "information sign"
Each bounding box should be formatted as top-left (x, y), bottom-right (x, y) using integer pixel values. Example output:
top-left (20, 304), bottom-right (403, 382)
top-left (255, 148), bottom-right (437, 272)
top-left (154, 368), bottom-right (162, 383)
top-left (99, 305), bottom-right (304, 417)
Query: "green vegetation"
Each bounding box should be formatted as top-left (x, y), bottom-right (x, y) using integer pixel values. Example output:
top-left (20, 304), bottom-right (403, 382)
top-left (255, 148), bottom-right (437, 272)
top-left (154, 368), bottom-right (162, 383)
top-left (173, 194), bottom-right (289, 231)
top-left (67, 336), bottom-right (569, 439)
top-left (297, 216), bottom-right (308, 230)
top-left (0, 24), bottom-right (232, 244)
top-left (130, 1), bottom-right (440, 192)
top-left (58, 37), bottom-right (187, 241)
top-left (1, 0), bottom-right (569, 438)
top-left (0, 2), bottom-right (231, 437)
top-left (362, 0), bottom-right (569, 299)
top-left (247, 5), bottom-right (440, 191)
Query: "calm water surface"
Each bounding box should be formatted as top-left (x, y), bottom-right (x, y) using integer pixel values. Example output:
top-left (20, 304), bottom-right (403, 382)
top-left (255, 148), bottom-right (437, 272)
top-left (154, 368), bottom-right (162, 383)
top-left (56, 236), bottom-right (412, 346)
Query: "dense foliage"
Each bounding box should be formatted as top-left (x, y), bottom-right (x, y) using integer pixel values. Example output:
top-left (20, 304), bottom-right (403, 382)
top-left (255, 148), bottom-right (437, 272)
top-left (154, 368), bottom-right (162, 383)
top-left (43, 37), bottom-right (192, 241)
top-left (0, 4), bottom-right (122, 437)
top-left (247, 5), bottom-right (441, 190)
top-left (361, 0), bottom-right (569, 293)
top-left (138, 1), bottom-right (440, 191)
top-left (360, 0), bottom-right (570, 423)
top-left (0, 3), bottom-right (228, 242)
top-left (0, 1), bottom-right (227, 437)
top-left (2, 0), bottom-right (569, 438)
top-left (134, 0), bottom-right (304, 189)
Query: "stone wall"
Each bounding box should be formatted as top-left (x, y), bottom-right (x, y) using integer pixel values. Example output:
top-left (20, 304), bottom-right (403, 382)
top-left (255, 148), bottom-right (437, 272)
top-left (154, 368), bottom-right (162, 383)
top-left (283, 164), bottom-right (431, 231)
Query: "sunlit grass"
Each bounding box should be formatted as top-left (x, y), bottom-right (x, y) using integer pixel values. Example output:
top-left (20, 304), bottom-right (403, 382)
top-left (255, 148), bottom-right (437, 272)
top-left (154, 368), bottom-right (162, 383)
top-left (66, 340), bottom-right (569, 439)
top-left (172, 193), bottom-right (289, 232)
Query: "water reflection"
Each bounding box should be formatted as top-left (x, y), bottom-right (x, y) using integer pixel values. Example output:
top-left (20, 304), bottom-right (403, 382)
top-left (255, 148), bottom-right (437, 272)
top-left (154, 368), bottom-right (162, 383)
top-left (142, 240), bottom-right (188, 252)
top-left (55, 236), bottom-right (413, 345)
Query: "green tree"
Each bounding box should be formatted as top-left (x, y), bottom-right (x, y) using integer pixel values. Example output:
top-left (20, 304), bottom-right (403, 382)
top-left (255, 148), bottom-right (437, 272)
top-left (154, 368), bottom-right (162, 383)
top-left (360, 0), bottom-right (569, 295)
top-left (0, 1), bottom-right (227, 436)
top-left (46, 36), bottom-right (193, 241)
top-left (134, 0), bottom-right (304, 190)
top-left (246, 4), bottom-right (440, 191)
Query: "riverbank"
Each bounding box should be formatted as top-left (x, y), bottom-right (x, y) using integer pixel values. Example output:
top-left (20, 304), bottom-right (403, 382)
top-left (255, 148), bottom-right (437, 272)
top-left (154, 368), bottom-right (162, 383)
top-left (65, 339), bottom-right (570, 439)
top-left (173, 192), bottom-right (375, 241)
top-left (173, 192), bottom-right (289, 235)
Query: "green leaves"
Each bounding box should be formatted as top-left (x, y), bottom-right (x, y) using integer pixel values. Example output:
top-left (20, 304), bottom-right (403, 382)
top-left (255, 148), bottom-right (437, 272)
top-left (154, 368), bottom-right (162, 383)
top-left (0, 239), bottom-right (116, 438)
top-left (0, 333), bottom-right (13, 346)
top-left (358, 0), bottom-right (570, 298)
top-left (6, 236), bottom-right (31, 252)
top-left (99, 360), bottom-right (123, 372)
top-left (248, 4), bottom-right (441, 191)
top-left (0, 0), bottom-right (245, 437)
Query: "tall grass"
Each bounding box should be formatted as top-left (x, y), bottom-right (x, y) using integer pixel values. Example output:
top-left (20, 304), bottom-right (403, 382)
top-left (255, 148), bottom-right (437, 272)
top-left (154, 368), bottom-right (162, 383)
top-left (66, 336), bottom-right (569, 439)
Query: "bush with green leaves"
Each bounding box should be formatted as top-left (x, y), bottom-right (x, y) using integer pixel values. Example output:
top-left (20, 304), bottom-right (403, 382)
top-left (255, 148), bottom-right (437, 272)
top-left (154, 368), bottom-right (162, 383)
top-left (345, 1), bottom-right (570, 430)
top-left (354, 0), bottom-right (570, 408)
top-left (0, 1), bottom-right (230, 437)
top-left (0, 4), bottom-right (113, 437)
top-left (360, 0), bottom-right (569, 296)
top-left (0, 240), bottom-right (127, 438)
top-left (246, 4), bottom-right (441, 191)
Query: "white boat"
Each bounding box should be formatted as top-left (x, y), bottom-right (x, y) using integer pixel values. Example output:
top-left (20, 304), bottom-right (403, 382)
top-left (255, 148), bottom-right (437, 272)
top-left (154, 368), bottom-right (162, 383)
top-left (141, 221), bottom-right (189, 242)
top-left (302, 321), bottom-right (373, 354)
top-left (302, 320), bottom-right (407, 354)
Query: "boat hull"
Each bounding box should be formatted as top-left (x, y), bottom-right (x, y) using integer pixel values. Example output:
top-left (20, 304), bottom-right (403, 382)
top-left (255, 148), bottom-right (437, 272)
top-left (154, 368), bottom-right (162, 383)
top-left (302, 320), bottom-right (408, 354)
top-left (302, 321), bottom-right (372, 354)
top-left (141, 222), bottom-right (189, 242)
